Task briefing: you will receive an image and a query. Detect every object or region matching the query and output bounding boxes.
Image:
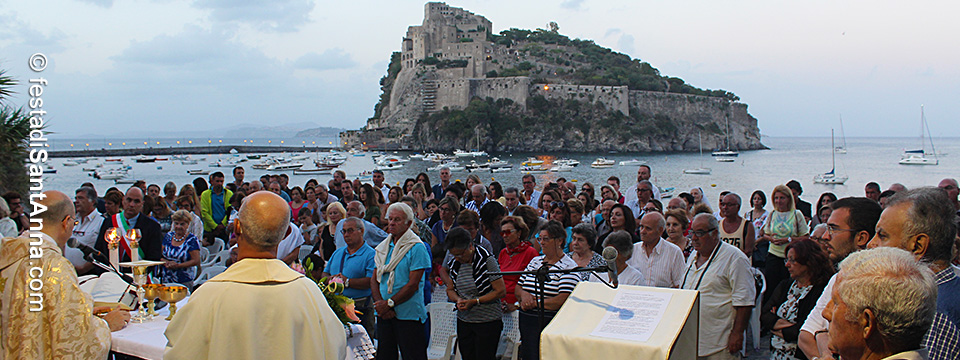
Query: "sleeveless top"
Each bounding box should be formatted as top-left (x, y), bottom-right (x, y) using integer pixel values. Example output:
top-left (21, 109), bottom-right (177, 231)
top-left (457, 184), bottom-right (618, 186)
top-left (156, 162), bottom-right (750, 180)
top-left (719, 217), bottom-right (748, 253)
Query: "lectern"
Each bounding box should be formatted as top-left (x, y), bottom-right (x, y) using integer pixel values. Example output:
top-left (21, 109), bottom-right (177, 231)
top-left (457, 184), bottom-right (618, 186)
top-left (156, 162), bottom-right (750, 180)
top-left (541, 282), bottom-right (699, 359)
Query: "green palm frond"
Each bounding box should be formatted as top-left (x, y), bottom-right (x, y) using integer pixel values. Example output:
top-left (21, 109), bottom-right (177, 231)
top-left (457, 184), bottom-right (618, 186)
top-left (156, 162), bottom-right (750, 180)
top-left (0, 106), bottom-right (30, 151)
top-left (0, 70), bottom-right (16, 101)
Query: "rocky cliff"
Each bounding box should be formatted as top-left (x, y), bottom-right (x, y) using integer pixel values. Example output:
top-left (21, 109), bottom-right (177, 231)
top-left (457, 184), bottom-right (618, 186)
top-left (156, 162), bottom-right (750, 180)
top-left (350, 2), bottom-right (765, 152)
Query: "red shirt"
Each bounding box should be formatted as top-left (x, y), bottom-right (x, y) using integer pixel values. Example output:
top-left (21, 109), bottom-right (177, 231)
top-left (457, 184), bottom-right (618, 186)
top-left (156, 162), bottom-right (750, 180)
top-left (498, 242), bottom-right (539, 304)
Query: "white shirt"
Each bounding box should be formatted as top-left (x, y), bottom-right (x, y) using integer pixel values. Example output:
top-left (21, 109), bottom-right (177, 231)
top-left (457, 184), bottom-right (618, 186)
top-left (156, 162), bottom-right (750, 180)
top-left (66, 210), bottom-right (105, 267)
top-left (589, 264), bottom-right (644, 286)
top-left (627, 239), bottom-right (686, 288)
top-left (164, 258), bottom-right (346, 359)
top-left (623, 182), bottom-right (661, 204)
top-left (524, 190), bottom-right (542, 210)
top-left (276, 223), bottom-right (305, 261)
top-left (379, 184), bottom-right (391, 203)
top-left (681, 241), bottom-right (756, 357)
top-left (800, 273), bottom-right (837, 335)
top-left (625, 199), bottom-right (644, 219)
top-left (190, 212), bottom-right (205, 239)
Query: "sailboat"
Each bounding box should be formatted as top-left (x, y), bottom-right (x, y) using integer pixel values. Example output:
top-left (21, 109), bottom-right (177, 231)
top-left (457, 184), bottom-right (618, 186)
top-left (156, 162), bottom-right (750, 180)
top-left (834, 115), bottom-right (847, 154)
top-left (899, 105), bottom-right (939, 166)
top-left (684, 132), bottom-right (712, 175)
top-left (814, 129), bottom-right (849, 184)
top-left (712, 117), bottom-right (740, 157)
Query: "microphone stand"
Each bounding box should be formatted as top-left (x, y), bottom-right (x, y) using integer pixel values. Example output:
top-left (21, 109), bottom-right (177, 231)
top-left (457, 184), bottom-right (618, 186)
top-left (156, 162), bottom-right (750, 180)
top-left (489, 263), bottom-right (613, 329)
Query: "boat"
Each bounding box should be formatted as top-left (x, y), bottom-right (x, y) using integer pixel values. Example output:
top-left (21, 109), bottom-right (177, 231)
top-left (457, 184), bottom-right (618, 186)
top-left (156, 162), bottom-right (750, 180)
top-left (712, 117), bottom-right (740, 157)
top-left (487, 157), bottom-right (511, 169)
top-left (519, 165), bottom-right (548, 174)
top-left (555, 158), bottom-right (580, 167)
top-left (357, 171), bottom-right (373, 180)
top-left (114, 178), bottom-right (138, 185)
top-left (134, 155), bottom-right (156, 163)
top-left (427, 161), bottom-right (461, 172)
top-left (187, 169), bottom-right (209, 175)
top-left (590, 158), bottom-right (615, 168)
top-left (659, 187), bottom-right (676, 199)
top-left (82, 164), bottom-right (103, 171)
top-left (246, 154), bottom-right (264, 160)
top-left (618, 159), bottom-right (646, 166)
top-left (293, 168), bottom-right (333, 175)
top-left (94, 170), bottom-right (128, 180)
top-left (549, 165), bottom-right (574, 172)
top-left (63, 160), bottom-right (80, 166)
top-left (684, 132), bottom-right (712, 175)
top-left (521, 157), bottom-right (544, 166)
top-left (491, 167), bottom-right (513, 173)
top-left (374, 162), bottom-right (404, 171)
top-left (423, 153), bottom-right (454, 162)
top-left (266, 162), bottom-right (304, 171)
top-left (409, 153), bottom-right (425, 160)
top-left (835, 115), bottom-right (848, 154)
top-left (899, 105), bottom-right (939, 166)
top-left (181, 159), bottom-right (199, 165)
top-left (814, 129), bottom-right (849, 184)
top-left (465, 161), bottom-right (490, 172)
top-left (105, 158), bottom-right (123, 163)
top-left (714, 157), bottom-right (736, 163)
top-left (43, 167), bottom-right (57, 174)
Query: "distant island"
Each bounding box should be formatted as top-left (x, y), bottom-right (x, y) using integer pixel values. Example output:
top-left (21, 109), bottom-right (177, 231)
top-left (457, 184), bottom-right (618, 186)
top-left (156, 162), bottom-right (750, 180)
top-left (343, 2), bottom-right (765, 153)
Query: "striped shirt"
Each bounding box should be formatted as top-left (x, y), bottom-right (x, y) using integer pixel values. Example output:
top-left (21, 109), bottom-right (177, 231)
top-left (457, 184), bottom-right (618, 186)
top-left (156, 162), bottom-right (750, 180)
top-left (626, 239), bottom-right (686, 288)
top-left (518, 255), bottom-right (580, 299)
top-left (464, 198), bottom-right (490, 214)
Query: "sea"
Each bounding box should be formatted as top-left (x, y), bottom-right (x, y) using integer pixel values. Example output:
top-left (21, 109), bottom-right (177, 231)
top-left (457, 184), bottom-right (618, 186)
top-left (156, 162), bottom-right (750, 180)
top-left (40, 136), bottom-right (959, 207)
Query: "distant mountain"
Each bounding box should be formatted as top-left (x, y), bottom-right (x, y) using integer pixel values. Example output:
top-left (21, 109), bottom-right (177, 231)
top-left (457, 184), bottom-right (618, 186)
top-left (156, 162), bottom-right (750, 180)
top-left (294, 126), bottom-right (346, 138)
top-left (69, 122), bottom-right (341, 139)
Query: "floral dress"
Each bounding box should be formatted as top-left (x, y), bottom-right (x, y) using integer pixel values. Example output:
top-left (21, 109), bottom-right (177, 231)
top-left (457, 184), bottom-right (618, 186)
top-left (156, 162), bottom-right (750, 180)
top-left (771, 281), bottom-right (813, 360)
top-left (159, 231), bottom-right (201, 284)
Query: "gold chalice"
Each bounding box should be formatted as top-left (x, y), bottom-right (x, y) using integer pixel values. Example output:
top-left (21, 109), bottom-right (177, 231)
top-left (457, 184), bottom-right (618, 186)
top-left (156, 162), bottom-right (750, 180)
top-left (143, 284), bottom-right (163, 317)
top-left (159, 286), bottom-right (188, 321)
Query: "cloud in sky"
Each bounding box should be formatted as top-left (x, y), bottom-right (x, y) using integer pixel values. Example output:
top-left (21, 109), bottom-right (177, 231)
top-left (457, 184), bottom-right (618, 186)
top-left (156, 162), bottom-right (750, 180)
top-left (294, 48), bottom-right (356, 71)
top-left (560, 0), bottom-right (585, 10)
top-left (192, 0), bottom-right (314, 32)
top-left (74, 0), bottom-right (113, 8)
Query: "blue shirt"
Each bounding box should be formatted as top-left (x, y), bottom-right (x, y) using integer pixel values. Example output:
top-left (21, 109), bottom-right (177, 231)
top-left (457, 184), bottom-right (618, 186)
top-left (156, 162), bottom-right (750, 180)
top-left (323, 244), bottom-right (376, 299)
top-left (379, 241), bottom-right (431, 322)
top-left (210, 190), bottom-right (226, 224)
top-left (431, 220), bottom-right (458, 248)
top-left (334, 219), bottom-right (388, 249)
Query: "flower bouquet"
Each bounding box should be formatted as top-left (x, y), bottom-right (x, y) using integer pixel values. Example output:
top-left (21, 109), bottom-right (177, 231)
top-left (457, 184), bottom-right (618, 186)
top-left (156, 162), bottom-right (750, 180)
top-left (294, 257), bottom-right (362, 325)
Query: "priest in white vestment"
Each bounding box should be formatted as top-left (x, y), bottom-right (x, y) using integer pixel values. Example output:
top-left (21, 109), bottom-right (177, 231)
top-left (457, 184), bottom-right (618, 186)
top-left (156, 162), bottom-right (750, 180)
top-left (164, 191), bottom-right (346, 360)
top-left (0, 191), bottom-right (130, 359)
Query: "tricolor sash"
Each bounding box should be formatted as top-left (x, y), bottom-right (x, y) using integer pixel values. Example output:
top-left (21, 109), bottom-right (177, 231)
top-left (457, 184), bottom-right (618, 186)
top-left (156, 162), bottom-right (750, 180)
top-left (112, 212), bottom-right (145, 260)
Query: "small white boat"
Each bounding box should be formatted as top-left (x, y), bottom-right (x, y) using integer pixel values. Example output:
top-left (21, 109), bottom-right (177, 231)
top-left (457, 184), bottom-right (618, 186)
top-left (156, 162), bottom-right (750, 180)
top-left (63, 160), bottom-right (80, 166)
top-left (43, 167), bottom-right (57, 174)
top-left (618, 159), bottom-right (646, 166)
top-left (409, 153), bottom-right (425, 160)
top-left (187, 169), bottom-right (209, 175)
top-left (293, 168), bottom-right (333, 175)
top-left (814, 129), bottom-right (849, 184)
top-left (899, 154), bottom-right (938, 166)
top-left (115, 178), bottom-right (138, 185)
top-left (266, 162), bottom-right (304, 171)
top-left (520, 165), bottom-right (548, 174)
top-left (105, 158), bottom-right (123, 163)
top-left (488, 158), bottom-right (511, 169)
top-left (714, 157), bottom-right (736, 163)
top-left (590, 158), bottom-right (615, 168)
top-left (898, 106), bottom-right (939, 166)
top-left (428, 161), bottom-right (461, 172)
top-left (181, 159), bottom-right (199, 165)
top-left (549, 165), bottom-right (574, 172)
top-left (683, 132), bottom-right (712, 175)
top-left (659, 187), bottom-right (676, 199)
top-left (375, 163), bottom-right (404, 171)
top-left (555, 159), bottom-right (580, 167)
top-left (710, 150), bottom-right (739, 157)
top-left (82, 164), bottom-right (103, 171)
top-left (491, 167), bottom-right (513, 173)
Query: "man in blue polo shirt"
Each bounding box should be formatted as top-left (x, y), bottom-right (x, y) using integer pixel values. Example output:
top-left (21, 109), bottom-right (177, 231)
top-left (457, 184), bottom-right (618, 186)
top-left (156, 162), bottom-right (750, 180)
top-left (323, 217), bottom-right (377, 336)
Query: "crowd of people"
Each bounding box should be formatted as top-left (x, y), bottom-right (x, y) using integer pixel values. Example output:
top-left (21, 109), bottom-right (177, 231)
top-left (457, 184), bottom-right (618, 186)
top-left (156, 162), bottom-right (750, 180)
top-left (0, 162), bottom-right (958, 360)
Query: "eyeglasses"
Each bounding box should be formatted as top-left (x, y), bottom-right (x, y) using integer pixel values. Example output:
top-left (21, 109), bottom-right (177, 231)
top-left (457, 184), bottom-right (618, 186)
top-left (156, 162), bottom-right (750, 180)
top-left (340, 227), bottom-right (360, 235)
top-left (439, 207), bottom-right (454, 212)
top-left (522, 181), bottom-right (533, 185)
top-left (784, 258), bottom-right (799, 265)
top-left (501, 229), bottom-right (517, 237)
top-left (637, 188), bottom-right (652, 193)
top-left (826, 225), bottom-right (858, 237)
top-left (810, 236), bottom-right (827, 244)
top-left (643, 207), bottom-right (658, 212)
top-left (690, 228), bottom-right (716, 237)
top-left (550, 201), bottom-right (567, 209)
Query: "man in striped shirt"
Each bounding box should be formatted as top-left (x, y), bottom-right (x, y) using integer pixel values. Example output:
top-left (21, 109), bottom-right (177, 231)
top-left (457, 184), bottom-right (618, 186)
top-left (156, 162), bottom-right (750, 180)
top-left (464, 184), bottom-right (490, 214)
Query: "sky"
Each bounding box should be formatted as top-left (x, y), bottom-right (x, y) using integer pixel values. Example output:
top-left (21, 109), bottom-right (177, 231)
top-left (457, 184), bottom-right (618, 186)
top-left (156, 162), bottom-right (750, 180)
top-left (1, 0), bottom-right (958, 138)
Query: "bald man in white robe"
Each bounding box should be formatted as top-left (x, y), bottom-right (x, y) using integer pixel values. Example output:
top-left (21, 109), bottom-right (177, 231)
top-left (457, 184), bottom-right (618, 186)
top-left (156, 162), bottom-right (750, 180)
top-left (164, 191), bottom-right (346, 359)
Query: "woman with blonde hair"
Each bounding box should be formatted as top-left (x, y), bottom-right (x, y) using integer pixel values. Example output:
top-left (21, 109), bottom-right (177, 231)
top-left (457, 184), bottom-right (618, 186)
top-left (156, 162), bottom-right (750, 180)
top-left (177, 184), bottom-right (202, 219)
top-left (313, 202), bottom-right (347, 260)
top-left (758, 184), bottom-right (809, 302)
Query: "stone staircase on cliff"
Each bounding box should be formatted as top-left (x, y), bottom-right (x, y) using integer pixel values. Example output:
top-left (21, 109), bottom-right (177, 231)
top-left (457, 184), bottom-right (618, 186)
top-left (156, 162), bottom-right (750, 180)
top-left (421, 79), bottom-right (438, 113)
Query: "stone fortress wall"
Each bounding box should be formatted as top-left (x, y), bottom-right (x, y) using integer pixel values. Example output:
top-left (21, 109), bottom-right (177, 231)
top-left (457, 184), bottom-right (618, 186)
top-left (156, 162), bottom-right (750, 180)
top-left (533, 84), bottom-right (630, 115)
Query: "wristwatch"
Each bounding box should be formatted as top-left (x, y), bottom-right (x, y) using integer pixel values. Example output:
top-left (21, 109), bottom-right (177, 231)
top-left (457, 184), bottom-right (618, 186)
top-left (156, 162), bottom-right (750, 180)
top-left (344, 278), bottom-right (350, 289)
top-left (387, 298), bottom-right (395, 308)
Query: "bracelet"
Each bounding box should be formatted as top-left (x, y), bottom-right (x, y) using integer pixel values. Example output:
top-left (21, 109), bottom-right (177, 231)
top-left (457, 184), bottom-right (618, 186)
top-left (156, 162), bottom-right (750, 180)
top-left (814, 329), bottom-right (828, 336)
top-left (476, 298), bottom-right (481, 305)
top-left (787, 236), bottom-right (792, 242)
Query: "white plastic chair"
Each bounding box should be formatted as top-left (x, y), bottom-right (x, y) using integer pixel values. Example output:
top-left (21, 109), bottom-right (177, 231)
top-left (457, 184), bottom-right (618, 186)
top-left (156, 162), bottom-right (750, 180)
top-left (432, 284), bottom-right (452, 304)
top-left (201, 249), bottom-right (231, 268)
top-left (747, 267), bottom-right (766, 351)
top-left (497, 310), bottom-right (521, 360)
top-left (198, 247), bottom-right (210, 263)
top-left (298, 245), bottom-right (314, 263)
top-left (205, 237), bottom-right (225, 255)
top-left (426, 302), bottom-right (458, 360)
top-left (192, 265), bottom-right (227, 290)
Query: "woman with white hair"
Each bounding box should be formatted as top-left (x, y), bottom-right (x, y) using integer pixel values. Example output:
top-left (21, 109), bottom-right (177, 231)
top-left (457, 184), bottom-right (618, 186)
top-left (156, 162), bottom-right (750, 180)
top-left (0, 197), bottom-right (17, 238)
top-left (589, 230), bottom-right (644, 286)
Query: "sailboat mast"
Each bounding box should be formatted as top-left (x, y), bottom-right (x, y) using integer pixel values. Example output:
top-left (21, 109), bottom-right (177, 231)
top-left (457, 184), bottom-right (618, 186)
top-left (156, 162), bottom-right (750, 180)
top-left (920, 105), bottom-right (926, 151)
top-left (831, 128), bottom-right (836, 172)
top-left (698, 132), bottom-right (704, 167)
top-left (839, 114), bottom-right (847, 149)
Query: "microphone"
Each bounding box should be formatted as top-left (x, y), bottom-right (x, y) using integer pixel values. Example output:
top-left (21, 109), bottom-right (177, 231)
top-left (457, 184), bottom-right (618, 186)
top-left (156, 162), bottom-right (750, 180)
top-left (602, 246), bottom-right (619, 288)
top-left (67, 237), bottom-right (105, 262)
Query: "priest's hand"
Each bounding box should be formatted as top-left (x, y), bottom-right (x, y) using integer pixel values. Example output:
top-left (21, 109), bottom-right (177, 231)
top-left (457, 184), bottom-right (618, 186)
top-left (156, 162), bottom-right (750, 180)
top-left (726, 329), bottom-right (744, 354)
top-left (101, 308), bottom-right (131, 331)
